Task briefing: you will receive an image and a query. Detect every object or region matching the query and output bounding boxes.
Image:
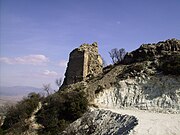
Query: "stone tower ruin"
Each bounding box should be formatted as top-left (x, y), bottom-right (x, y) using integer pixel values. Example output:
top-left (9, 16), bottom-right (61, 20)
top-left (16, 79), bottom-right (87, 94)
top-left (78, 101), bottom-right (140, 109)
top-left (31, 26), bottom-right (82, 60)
top-left (63, 42), bottom-right (103, 86)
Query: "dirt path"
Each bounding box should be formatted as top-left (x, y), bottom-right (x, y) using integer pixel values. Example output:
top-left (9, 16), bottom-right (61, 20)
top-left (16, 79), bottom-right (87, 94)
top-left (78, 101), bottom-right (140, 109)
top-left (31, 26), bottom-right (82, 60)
top-left (28, 102), bottom-right (43, 130)
top-left (101, 108), bottom-right (180, 135)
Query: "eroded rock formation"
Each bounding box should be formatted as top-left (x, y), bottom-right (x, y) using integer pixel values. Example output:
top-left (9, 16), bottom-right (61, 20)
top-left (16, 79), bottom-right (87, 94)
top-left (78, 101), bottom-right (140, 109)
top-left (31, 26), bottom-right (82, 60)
top-left (63, 42), bottom-right (103, 86)
top-left (124, 38), bottom-right (180, 64)
top-left (94, 74), bottom-right (180, 113)
top-left (61, 109), bottom-right (138, 135)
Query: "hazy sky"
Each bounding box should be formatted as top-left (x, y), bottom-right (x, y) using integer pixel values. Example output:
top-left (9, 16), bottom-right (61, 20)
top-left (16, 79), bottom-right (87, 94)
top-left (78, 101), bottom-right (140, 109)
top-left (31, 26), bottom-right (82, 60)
top-left (0, 0), bottom-right (180, 89)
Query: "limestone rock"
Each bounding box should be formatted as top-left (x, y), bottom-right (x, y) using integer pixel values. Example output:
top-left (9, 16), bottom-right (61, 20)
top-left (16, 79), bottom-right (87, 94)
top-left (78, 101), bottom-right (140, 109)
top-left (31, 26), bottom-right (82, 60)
top-left (63, 42), bottom-right (103, 86)
top-left (94, 75), bottom-right (180, 113)
top-left (61, 109), bottom-right (138, 135)
top-left (123, 38), bottom-right (180, 64)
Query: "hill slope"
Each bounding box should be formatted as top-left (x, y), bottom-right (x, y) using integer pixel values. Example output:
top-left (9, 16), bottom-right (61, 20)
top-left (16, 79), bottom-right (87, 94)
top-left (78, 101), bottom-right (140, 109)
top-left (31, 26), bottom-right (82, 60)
top-left (63, 39), bottom-right (180, 134)
top-left (1, 39), bottom-right (180, 135)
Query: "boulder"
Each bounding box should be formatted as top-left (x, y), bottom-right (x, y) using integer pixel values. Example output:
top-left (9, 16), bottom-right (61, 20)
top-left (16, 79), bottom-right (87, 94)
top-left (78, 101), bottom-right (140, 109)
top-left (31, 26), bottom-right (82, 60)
top-left (61, 109), bottom-right (138, 135)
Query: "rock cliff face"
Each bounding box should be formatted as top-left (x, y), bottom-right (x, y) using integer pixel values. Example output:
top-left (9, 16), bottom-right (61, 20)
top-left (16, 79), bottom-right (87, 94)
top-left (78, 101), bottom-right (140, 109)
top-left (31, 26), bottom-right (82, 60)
top-left (87, 39), bottom-right (180, 134)
top-left (91, 39), bottom-right (180, 113)
top-left (124, 38), bottom-right (180, 64)
top-left (61, 109), bottom-right (138, 135)
top-left (63, 42), bottom-right (103, 86)
top-left (94, 74), bottom-right (180, 113)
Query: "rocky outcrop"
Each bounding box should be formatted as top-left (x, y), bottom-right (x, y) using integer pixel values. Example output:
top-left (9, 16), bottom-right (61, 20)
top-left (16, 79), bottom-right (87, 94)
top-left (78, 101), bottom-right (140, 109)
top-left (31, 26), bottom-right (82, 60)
top-left (94, 74), bottom-right (180, 113)
top-left (61, 39), bottom-right (180, 135)
top-left (124, 38), bottom-right (180, 64)
top-left (61, 109), bottom-right (138, 135)
top-left (63, 42), bottom-right (103, 86)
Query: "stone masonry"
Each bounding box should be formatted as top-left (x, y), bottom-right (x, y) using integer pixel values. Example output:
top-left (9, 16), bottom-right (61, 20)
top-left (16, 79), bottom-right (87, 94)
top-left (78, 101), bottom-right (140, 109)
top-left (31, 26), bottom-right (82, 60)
top-left (63, 42), bottom-right (103, 86)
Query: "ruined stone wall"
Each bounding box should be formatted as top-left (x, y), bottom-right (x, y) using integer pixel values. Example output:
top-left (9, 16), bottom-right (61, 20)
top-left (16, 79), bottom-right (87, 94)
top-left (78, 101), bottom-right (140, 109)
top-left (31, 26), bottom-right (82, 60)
top-left (64, 49), bottom-right (84, 85)
top-left (63, 42), bottom-right (103, 86)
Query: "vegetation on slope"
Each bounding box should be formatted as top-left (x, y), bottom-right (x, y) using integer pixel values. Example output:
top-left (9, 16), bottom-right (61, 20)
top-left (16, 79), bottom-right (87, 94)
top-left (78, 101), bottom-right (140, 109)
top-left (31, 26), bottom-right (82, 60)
top-left (159, 53), bottom-right (180, 75)
top-left (1, 88), bottom-right (88, 135)
top-left (1, 92), bottom-right (43, 134)
top-left (36, 90), bottom-right (88, 135)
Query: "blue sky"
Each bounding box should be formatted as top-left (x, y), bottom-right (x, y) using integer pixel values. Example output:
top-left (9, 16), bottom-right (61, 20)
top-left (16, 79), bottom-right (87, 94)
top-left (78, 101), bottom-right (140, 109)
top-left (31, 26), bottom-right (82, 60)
top-left (0, 0), bottom-right (180, 89)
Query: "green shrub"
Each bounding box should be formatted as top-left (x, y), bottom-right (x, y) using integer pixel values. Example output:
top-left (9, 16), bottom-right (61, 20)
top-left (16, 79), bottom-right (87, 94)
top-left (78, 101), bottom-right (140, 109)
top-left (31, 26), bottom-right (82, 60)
top-left (0, 127), bottom-right (4, 135)
top-left (36, 91), bottom-right (88, 134)
top-left (1, 92), bottom-right (43, 131)
top-left (1, 89), bottom-right (88, 134)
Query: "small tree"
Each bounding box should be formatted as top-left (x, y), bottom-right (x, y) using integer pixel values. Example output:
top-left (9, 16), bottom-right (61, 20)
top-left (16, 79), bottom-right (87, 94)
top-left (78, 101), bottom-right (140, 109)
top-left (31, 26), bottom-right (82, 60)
top-left (118, 48), bottom-right (126, 62)
top-left (109, 48), bottom-right (117, 64)
top-left (43, 84), bottom-right (51, 96)
top-left (109, 48), bottom-right (126, 64)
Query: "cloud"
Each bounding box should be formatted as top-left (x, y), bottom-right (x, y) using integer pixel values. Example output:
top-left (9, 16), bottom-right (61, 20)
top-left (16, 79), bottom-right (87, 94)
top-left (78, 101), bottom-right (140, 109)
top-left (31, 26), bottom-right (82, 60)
top-left (0, 57), bottom-right (12, 64)
top-left (42, 70), bottom-right (58, 77)
top-left (0, 55), bottom-right (49, 65)
top-left (58, 60), bottom-right (67, 67)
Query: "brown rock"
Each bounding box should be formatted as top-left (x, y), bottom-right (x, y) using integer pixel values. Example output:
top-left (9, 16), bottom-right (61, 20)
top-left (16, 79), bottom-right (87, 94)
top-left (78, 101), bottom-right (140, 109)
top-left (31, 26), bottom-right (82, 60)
top-left (123, 38), bottom-right (180, 64)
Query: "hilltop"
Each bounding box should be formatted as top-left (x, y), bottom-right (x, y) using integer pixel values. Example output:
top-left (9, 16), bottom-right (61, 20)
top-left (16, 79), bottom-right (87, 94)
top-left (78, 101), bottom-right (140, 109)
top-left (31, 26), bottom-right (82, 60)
top-left (1, 39), bottom-right (180, 135)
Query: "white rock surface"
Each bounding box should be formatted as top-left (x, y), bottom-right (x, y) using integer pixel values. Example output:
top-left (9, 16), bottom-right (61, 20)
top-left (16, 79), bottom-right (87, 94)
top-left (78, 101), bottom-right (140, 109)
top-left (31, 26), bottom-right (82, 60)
top-left (95, 75), bottom-right (180, 113)
top-left (94, 74), bottom-right (180, 135)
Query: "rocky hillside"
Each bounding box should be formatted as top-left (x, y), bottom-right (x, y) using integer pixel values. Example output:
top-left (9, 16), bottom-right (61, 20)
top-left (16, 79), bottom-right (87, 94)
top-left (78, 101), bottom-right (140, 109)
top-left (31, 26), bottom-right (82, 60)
top-left (124, 38), bottom-right (180, 64)
top-left (83, 39), bottom-right (180, 114)
top-left (94, 68), bottom-right (180, 113)
top-left (63, 39), bottom-right (180, 134)
top-left (1, 39), bottom-right (180, 135)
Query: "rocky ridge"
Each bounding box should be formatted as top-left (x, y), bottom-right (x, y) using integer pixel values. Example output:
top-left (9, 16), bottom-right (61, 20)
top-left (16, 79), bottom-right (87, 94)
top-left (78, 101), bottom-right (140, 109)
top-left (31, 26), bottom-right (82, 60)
top-left (61, 109), bottom-right (138, 135)
top-left (124, 38), bottom-right (180, 64)
top-left (92, 39), bottom-right (180, 113)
